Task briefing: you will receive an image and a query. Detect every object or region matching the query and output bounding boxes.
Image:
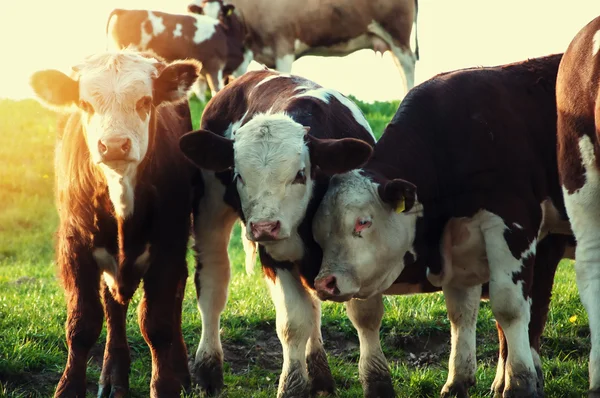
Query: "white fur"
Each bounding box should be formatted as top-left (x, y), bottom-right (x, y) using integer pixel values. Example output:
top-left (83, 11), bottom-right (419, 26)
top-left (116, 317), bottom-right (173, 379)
top-left (563, 134), bottom-right (600, 390)
top-left (254, 73), bottom-right (291, 89)
top-left (93, 247), bottom-right (118, 291)
top-left (173, 23), bottom-right (183, 38)
top-left (345, 295), bottom-right (391, 386)
top-left (275, 54), bottom-right (295, 73)
top-left (140, 11), bottom-right (166, 48)
top-left (294, 39), bottom-right (310, 54)
top-left (313, 170), bottom-right (420, 300)
top-left (193, 14), bottom-right (218, 44)
top-left (593, 30), bottom-right (600, 57)
top-left (479, 211), bottom-right (537, 393)
top-left (193, 170), bottom-right (237, 366)
top-left (233, 113), bottom-right (313, 262)
top-left (232, 49), bottom-right (254, 77)
top-left (202, 1), bottom-right (221, 19)
top-left (266, 269), bottom-right (315, 396)
top-left (75, 51), bottom-right (161, 218)
top-left (441, 284), bottom-right (481, 394)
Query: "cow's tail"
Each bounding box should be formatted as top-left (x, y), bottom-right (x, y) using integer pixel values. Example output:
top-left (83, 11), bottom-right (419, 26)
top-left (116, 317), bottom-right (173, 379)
top-left (106, 9), bottom-right (124, 36)
top-left (414, 0), bottom-right (420, 60)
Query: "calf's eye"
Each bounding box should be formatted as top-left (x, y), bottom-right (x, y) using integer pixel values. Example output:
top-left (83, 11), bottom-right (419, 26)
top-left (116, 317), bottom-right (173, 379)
top-left (353, 218), bottom-right (372, 236)
top-left (293, 169), bottom-right (306, 184)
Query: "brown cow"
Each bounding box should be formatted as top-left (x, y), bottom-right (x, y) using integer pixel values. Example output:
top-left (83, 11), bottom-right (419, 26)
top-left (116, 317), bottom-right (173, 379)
top-left (557, 15), bottom-right (600, 398)
top-left (29, 49), bottom-right (200, 397)
top-left (191, 0), bottom-right (419, 92)
top-left (106, 8), bottom-right (245, 98)
top-left (312, 54), bottom-right (574, 397)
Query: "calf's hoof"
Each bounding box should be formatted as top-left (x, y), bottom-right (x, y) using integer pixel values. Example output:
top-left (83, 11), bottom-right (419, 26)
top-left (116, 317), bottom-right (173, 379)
top-left (307, 350), bottom-right (335, 395)
top-left (278, 361), bottom-right (310, 398)
top-left (191, 354), bottom-right (224, 396)
top-left (503, 372), bottom-right (538, 398)
top-left (440, 379), bottom-right (473, 398)
top-left (363, 379), bottom-right (396, 398)
top-left (97, 384), bottom-right (127, 398)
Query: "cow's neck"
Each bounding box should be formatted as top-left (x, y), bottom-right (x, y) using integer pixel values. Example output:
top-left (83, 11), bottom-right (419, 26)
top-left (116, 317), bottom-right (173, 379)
top-left (101, 164), bottom-right (138, 220)
top-left (261, 231), bottom-right (304, 262)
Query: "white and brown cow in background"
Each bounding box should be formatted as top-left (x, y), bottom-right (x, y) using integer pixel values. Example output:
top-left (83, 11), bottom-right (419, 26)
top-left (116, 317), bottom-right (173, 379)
top-left (179, 69), bottom-right (377, 397)
top-left (557, 15), bottom-right (600, 398)
top-left (311, 54), bottom-right (574, 397)
top-left (192, 0), bottom-right (419, 93)
top-left (106, 8), bottom-right (245, 99)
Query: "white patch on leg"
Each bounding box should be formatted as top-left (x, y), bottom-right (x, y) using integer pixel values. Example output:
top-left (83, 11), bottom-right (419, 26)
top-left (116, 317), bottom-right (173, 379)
top-left (240, 222), bottom-right (257, 275)
top-left (441, 284), bottom-right (481, 392)
top-left (194, 171), bottom-right (237, 365)
top-left (93, 247), bottom-right (118, 291)
top-left (134, 243), bottom-right (151, 273)
top-left (275, 54), bottom-right (295, 73)
top-left (563, 135), bottom-right (600, 390)
top-left (345, 295), bottom-right (390, 385)
top-left (480, 211), bottom-right (536, 392)
top-left (593, 30), bottom-right (600, 57)
top-left (266, 269), bottom-right (314, 395)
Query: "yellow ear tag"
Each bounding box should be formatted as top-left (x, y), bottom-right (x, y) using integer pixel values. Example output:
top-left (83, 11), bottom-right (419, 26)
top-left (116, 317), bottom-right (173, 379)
top-left (395, 198), bottom-right (405, 214)
top-left (226, 8), bottom-right (233, 16)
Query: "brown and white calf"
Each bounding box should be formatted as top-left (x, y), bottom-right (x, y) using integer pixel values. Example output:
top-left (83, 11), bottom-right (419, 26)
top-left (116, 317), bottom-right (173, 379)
top-left (557, 15), bottom-right (600, 398)
top-left (311, 54), bottom-right (574, 397)
top-left (30, 49), bottom-right (201, 397)
top-left (106, 7), bottom-right (245, 98)
top-left (192, 0), bottom-right (419, 93)
top-left (178, 69), bottom-right (376, 397)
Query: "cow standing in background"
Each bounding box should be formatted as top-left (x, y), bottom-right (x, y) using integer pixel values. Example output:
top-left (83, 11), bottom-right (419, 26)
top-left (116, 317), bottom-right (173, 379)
top-left (557, 15), bottom-right (600, 398)
top-left (179, 69), bottom-right (376, 397)
top-left (29, 49), bottom-right (201, 397)
top-left (192, 0), bottom-right (419, 93)
top-left (311, 54), bottom-right (573, 397)
top-left (106, 7), bottom-right (245, 98)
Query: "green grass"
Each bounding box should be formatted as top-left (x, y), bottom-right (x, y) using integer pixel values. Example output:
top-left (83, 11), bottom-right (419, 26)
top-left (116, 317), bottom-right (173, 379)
top-left (0, 97), bottom-right (591, 397)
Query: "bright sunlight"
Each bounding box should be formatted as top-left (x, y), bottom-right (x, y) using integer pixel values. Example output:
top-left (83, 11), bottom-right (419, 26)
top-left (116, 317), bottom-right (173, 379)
top-left (1, 0), bottom-right (600, 102)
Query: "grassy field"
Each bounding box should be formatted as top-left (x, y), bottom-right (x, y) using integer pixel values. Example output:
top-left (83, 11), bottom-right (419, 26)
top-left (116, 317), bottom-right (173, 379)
top-left (0, 96), bottom-right (591, 398)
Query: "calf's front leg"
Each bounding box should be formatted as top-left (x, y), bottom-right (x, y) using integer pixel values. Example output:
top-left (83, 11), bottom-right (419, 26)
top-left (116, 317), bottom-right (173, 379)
top-left (346, 294), bottom-right (395, 398)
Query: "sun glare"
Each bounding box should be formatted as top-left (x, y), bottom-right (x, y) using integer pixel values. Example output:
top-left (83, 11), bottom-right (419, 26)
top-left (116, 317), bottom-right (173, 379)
top-left (1, 0), bottom-right (600, 102)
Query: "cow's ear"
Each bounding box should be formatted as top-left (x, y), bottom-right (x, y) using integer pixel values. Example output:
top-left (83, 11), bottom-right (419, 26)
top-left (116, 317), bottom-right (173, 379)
top-left (221, 4), bottom-right (235, 16)
top-left (153, 60), bottom-right (202, 105)
top-left (307, 135), bottom-right (373, 175)
top-left (377, 179), bottom-right (417, 213)
top-left (30, 70), bottom-right (79, 111)
top-left (187, 4), bottom-right (203, 14)
top-left (180, 129), bottom-right (234, 172)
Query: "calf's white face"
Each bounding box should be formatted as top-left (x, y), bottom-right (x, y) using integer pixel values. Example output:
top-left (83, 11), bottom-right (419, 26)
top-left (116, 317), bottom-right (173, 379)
top-left (30, 49), bottom-right (200, 217)
top-left (179, 109), bottom-right (374, 247)
top-left (313, 171), bottom-right (419, 301)
top-left (233, 114), bottom-right (312, 242)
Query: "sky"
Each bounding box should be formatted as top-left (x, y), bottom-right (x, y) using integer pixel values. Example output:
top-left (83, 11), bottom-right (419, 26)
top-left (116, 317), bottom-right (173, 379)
top-left (1, 0), bottom-right (600, 103)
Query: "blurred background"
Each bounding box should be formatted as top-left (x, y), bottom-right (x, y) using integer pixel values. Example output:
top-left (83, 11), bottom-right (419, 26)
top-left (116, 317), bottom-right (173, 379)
top-left (3, 0), bottom-right (600, 103)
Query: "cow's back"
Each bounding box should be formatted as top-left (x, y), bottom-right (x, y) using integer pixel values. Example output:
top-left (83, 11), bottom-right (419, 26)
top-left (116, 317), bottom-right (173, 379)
top-left (374, 54), bottom-right (563, 217)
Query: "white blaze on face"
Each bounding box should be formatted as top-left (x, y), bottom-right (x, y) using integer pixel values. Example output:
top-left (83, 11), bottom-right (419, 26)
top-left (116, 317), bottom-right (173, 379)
top-left (201, 1), bottom-right (222, 19)
top-left (313, 171), bottom-right (418, 300)
top-left (75, 52), bottom-right (161, 218)
top-left (233, 113), bottom-right (313, 242)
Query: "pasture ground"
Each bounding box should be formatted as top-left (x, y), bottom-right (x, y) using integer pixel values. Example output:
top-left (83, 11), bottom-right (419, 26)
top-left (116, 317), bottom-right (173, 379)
top-left (0, 97), bottom-right (591, 397)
